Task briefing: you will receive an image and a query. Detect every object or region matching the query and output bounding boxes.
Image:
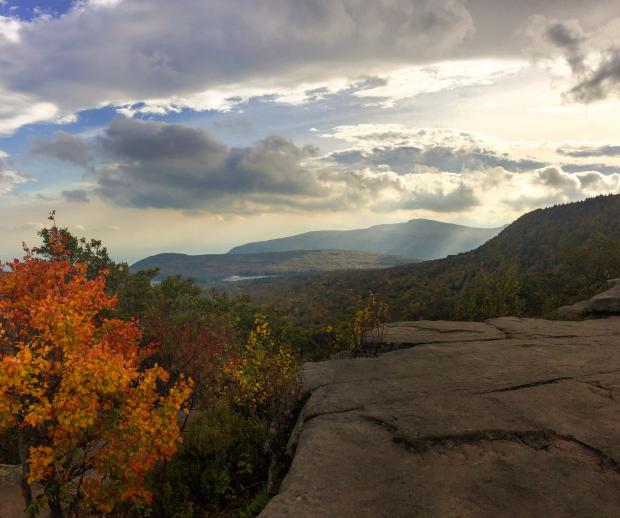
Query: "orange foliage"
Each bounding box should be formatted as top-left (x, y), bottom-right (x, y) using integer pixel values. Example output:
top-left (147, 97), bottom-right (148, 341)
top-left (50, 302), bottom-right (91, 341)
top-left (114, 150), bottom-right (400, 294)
top-left (0, 234), bottom-right (192, 514)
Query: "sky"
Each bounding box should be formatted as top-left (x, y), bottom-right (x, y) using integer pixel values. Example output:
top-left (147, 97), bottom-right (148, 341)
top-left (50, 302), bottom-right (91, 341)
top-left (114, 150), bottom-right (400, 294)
top-left (1, 0), bottom-right (620, 262)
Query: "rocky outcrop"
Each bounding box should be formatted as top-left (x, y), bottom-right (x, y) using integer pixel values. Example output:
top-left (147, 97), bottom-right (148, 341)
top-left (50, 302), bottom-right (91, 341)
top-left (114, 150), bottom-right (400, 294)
top-left (261, 317), bottom-right (620, 518)
top-left (556, 278), bottom-right (620, 319)
top-left (590, 278), bottom-right (620, 314)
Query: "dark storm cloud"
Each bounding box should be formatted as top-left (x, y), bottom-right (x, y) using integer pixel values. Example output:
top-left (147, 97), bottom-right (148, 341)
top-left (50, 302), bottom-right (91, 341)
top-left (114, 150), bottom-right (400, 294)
top-left (329, 145), bottom-right (546, 174)
top-left (96, 120), bottom-right (326, 210)
top-left (33, 118), bottom-right (327, 211)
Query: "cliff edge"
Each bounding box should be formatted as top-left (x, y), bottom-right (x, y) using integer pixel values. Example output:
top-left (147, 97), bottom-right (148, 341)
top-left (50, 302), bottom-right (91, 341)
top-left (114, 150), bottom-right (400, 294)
top-left (261, 317), bottom-right (620, 518)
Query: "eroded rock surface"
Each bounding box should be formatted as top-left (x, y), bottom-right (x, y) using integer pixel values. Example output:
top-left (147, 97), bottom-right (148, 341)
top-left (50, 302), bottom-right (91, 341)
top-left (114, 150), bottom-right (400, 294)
top-left (261, 317), bottom-right (620, 518)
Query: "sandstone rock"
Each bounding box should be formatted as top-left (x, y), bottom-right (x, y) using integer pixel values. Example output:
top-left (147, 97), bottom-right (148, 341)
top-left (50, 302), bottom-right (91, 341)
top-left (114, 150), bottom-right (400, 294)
top-left (1, 465), bottom-right (48, 517)
top-left (379, 320), bottom-right (505, 346)
top-left (554, 300), bottom-right (590, 320)
top-left (261, 317), bottom-right (620, 518)
top-left (589, 278), bottom-right (620, 314)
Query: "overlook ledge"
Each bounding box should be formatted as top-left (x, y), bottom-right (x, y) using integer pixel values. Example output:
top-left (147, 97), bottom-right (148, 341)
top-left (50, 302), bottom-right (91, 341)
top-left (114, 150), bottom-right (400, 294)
top-left (261, 317), bottom-right (620, 518)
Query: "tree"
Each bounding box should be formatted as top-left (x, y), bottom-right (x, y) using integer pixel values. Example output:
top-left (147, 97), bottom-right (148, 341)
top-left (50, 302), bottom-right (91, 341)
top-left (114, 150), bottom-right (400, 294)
top-left (35, 212), bottom-right (159, 321)
top-left (225, 317), bottom-right (298, 421)
top-left (453, 265), bottom-right (525, 321)
top-left (0, 231), bottom-right (192, 517)
top-left (350, 292), bottom-right (388, 356)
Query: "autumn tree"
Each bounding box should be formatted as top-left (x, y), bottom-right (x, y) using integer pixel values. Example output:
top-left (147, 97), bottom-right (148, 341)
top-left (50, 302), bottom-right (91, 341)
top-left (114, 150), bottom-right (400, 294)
top-left (0, 228), bottom-right (192, 517)
top-left (225, 316), bottom-right (298, 421)
top-left (350, 292), bottom-right (388, 356)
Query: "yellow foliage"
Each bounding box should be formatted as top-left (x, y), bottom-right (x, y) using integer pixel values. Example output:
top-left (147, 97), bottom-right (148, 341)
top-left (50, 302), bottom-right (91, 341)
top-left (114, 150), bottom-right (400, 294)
top-left (224, 316), bottom-right (298, 419)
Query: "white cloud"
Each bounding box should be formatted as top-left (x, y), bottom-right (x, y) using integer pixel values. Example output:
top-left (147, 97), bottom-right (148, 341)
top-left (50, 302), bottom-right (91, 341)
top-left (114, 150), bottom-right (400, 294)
top-left (0, 88), bottom-right (60, 136)
top-left (0, 159), bottom-right (30, 195)
top-left (115, 77), bottom-right (351, 117)
top-left (84, 0), bottom-right (124, 7)
top-left (352, 60), bottom-right (527, 107)
top-left (0, 15), bottom-right (20, 43)
top-left (320, 123), bottom-right (620, 217)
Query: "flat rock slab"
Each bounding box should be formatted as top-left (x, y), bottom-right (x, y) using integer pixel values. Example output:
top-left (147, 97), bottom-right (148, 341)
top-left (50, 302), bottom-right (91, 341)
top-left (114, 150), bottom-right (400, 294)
top-left (261, 317), bottom-right (620, 518)
top-left (488, 316), bottom-right (620, 339)
top-left (379, 320), bottom-right (505, 345)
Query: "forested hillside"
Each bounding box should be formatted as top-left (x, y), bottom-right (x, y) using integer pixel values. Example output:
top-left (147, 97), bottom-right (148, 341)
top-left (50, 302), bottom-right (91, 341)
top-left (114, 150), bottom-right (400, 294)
top-left (228, 219), bottom-right (503, 260)
top-left (240, 195), bottom-right (620, 327)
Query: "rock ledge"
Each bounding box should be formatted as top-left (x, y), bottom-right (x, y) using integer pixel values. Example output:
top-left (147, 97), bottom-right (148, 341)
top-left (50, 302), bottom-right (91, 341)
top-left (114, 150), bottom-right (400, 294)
top-left (261, 317), bottom-right (620, 518)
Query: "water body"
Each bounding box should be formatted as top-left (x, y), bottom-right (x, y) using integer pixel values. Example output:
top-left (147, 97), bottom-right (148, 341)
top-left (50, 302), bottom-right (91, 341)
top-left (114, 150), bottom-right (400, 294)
top-left (222, 275), bottom-right (273, 282)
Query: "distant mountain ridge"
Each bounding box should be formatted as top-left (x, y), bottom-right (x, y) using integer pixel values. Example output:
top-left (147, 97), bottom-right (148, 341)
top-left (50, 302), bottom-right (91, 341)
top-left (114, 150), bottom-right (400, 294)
top-left (130, 249), bottom-right (414, 287)
top-left (238, 194), bottom-right (620, 324)
top-left (228, 218), bottom-right (504, 260)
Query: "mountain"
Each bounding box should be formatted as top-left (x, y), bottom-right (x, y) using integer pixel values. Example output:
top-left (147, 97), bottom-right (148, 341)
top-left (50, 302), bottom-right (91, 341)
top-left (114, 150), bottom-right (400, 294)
top-left (227, 219), bottom-right (504, 260)
top-left (238, 195), bottom-right (620, 325)
top-left (129, 249), bottom-right (415, 287)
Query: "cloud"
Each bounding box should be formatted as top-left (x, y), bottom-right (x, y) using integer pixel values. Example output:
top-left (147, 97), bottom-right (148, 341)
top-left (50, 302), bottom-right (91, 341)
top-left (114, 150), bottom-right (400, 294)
top-left (544, 19), bottom-right (586, 73)
top-left (0, 88), bottom-right (59, 136)
top-left (568, 49), bottom-right (620, 102)
top-left (351, 60), bottom-right (526, 107)
top-left (0, 0), bottom-right (474, 131)
top-left (0, 156), bottom-right (30, 194)
top-left (324, 124), bottom-right (620, 213)
top-left (30, 120), bottom-right (620, 218)
top-left (389, 183), bottom-right (479, 212)
top-left (62, 189), bottom-right (90, 203)
top-left (562, 163), bottom-right (620, 175)
top-left (325, 125), bottom-right (547, 173)
top-left (330, 144), bottom-right (545, 174)
top-left (537, 165), bottom-right (580, 190)
top-left (0, 0), bottom-right (619, 133)
top-left (32, 131), bottom-right (92, 165)
top-left (39, 118), bottom-right (329, 212)
top-left (557, 144), bottom-right (620, 157)
top-left (529, 15), bottom-right (620, 103)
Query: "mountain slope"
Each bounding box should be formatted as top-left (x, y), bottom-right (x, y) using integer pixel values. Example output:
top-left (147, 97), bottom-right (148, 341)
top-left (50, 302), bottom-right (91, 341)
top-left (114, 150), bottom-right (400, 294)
top-left (130, 249), bottom-right (415, 287)
top-left (228, 219), bottom-right (503, 260)
top-left (239, 195), bottom-right (620, 324)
